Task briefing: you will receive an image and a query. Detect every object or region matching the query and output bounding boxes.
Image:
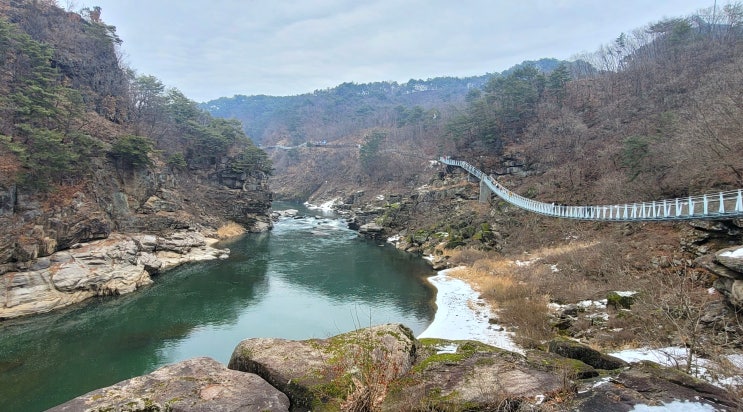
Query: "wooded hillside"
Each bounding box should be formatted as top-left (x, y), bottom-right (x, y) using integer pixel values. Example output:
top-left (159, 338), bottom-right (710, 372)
top-left (0, 0), bottom-right (272, 273)
top-left (226, 3), bottom-right (743, 205)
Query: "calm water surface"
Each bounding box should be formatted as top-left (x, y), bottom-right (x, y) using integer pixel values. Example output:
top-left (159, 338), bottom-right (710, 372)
top-left (0, 202), bottom-right (435, 411)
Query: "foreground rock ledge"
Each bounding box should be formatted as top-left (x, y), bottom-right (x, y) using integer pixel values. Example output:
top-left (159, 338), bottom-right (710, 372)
top-left (48, 357), bottom-right (290, 412)
top-left (50, 325), bottom-right (740, 411)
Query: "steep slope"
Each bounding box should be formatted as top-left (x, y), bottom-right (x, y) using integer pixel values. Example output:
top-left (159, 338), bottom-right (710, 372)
top-left (0, 1), bottom-right (271, 317)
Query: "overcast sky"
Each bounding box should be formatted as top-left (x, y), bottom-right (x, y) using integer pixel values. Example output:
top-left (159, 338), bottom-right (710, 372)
top-left (79, 0), bottom-right (714, 102)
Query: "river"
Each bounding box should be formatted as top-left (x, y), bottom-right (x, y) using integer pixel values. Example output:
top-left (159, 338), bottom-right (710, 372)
top-left (0, 202), bottom-right (436, 411)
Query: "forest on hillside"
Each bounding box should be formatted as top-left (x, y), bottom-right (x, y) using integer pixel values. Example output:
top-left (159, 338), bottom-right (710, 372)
top-left (0, 0), bottom-right (269, 196)
top-left (221, 3), bottom-right (743, 204)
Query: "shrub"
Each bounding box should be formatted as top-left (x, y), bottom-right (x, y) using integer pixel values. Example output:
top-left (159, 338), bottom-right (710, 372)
top-left (109, 135), bottom-right (153, 169)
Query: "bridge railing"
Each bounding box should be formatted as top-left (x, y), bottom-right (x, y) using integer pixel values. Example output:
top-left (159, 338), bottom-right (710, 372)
top-left (439, 157), bottom-right (743, 221)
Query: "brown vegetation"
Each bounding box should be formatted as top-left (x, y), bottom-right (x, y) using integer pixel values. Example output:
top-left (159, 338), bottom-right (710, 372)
top-left (216, 221), bottom-right (247, 239)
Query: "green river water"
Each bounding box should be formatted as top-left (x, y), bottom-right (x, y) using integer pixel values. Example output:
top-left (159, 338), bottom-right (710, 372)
top-left (0, 203), bottom-right (436, 411)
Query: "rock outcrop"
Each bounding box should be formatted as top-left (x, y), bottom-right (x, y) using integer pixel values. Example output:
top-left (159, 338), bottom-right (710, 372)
top-left (48, 357), bottom-right (291, 412)
top-left (0, 231), bottom-right (226, 319)
top-left (384, 339), bottom-right (566, 411)
top-left (695, 245), bottom-right (743, 308)
top-left (0, 148), bottom-right (271, 318)
top-left (572, 360), bottom-right (739, 411)
top-left (228, 323), bottom-right (417, 411)
top-left (548, 338), bottom-right (628, 371)
top-left (51, 325), bottom-right (739, 411)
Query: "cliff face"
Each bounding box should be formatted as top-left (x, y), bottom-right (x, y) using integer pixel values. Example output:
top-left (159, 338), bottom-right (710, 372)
top-left (0, 1), bottom-right (272, 317)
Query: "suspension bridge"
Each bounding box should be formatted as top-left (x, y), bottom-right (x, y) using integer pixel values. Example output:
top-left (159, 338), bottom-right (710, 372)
top-left (440, 157), bottom-right (743, 221)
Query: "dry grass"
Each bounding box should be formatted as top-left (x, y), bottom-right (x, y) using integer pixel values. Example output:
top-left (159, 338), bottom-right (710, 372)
top-left (216, 221), bottom-right (247, 239)
top-left (445, 236), bottom-right (650, 348)
top-left (446, 251), bottom-right (554, 348)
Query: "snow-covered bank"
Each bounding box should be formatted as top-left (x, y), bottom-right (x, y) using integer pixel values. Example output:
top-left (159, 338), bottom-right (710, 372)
top-left (418, 268), bottom-right (522, 354)
top-left (611, 346), bottom-right (743, 389)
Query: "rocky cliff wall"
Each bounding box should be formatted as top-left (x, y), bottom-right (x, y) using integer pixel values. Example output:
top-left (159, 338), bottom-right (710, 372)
top-left (0, 156), bottom-right (272, 318)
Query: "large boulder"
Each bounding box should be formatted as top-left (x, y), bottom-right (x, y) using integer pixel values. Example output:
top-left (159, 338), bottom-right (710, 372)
top-left (714, 277), bottom-right (743, 308)
top-left (228, 323), bottom-right (417, 411)
top-left (48, 357), bottom-right (290, 412)
top-left (548, 338), bottom-right (628, 370)
top-left (715, 246), bottom-right (743, 276)
top-left (383, 339), bottom-right (566, 411)
top-left (695, 253), bottom-right (743, 280)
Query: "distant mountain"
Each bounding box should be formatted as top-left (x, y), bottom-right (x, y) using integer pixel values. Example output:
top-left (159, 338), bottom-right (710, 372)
top-left (200, 60), bottom-right (586, 146)
top-left (201, 75), bottom-right (494, 144)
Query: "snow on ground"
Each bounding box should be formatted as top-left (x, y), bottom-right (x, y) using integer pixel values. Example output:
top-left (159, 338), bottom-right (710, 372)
top-left (417, 268), bottom-right (522, 354)
top-left (631, 400), bottom-right (717, 411)
top-left (611, 347), bottom-right (743, 388)
top-left (719, 246), bottom-right (743, 258)
top-left (417, 269), bottom-right (740, 409)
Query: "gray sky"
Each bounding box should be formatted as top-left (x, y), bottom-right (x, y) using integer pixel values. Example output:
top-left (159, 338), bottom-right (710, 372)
top-left (81, 0), bottom-right (714, 102)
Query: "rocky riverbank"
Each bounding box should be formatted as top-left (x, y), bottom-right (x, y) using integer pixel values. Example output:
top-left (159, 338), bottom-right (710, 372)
top-left (0, 230), bottom-right (229, 319)
top-left (50, 323), bottom-right (738, 411)
top-left (1, 140), bottom-right (273, 319)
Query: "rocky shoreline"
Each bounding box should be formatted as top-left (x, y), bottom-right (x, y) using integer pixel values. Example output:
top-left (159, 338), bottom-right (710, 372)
top-left (0, 230), bottom-right (230, 319)
top-left (50, 323), bottom-right (738, 411)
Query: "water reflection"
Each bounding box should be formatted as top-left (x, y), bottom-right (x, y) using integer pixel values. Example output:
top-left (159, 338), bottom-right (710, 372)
top-left (0, 202), bottom-right (434, 411)
top-left (0, 254), bottom-right (270, 410)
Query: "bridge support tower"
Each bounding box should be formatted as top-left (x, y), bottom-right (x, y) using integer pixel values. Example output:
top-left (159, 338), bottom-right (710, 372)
top-left (479, 178), bottom-right (492, 203)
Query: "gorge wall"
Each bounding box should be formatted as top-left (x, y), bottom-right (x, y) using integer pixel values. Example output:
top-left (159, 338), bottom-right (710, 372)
top-left (0, 1), bottom-right (273, 318)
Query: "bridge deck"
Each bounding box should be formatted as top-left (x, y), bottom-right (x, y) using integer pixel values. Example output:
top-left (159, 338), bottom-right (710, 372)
top-left (440, 157), bottom-right (743, 221)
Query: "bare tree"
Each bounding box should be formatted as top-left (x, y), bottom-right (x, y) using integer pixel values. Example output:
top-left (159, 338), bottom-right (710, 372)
top-left (648, 265), bottom-right (718, 376)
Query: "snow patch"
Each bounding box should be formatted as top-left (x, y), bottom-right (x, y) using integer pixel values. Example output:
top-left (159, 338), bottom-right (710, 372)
top-left (630, 400), bottom-right (717, 411)
top-left (614, 291), bottom-right (637, 297)
top-left (587, 312), bottom-right (609, 321)
top-left (577, 299), bottom-right (607, 309)
top-left (515, 259), bottom-right (538, 267)
top-left (719, 247), bottom-right (743, 258)
top-left (611, 347), bottom-right (743, 388)
top-left (433, 343), bottom-right (459, 354)
top-left (418, 268), bottom-right (521, 354)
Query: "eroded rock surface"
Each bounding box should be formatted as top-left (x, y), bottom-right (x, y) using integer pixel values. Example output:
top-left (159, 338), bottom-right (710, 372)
top-left (44, 326), bottom-right (742, 411)
top-left (573, 360), bottom-right (739, 411)
top-left (0, 231), bottom-right (225, 319)
top-left (383, 339), bottom-right (566, 411)
top-left (694, 245), bottom-right (743, 308)
top-left (48, 357), bottom-right (290, 412)
top-left (548, 338), bottom-right (628, 371)
top-left (228, 323), bottom-right (417, 411)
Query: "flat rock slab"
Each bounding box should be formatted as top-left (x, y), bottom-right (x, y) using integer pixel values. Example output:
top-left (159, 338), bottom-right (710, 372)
top-left (383, 339), bottom-right (566, 411)
top-left (48, 357), bottom-right (290, 412)
top-left (573, 360), bottom-right (739, 411)
top-left (716, 245), bottom-right (743, 274)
